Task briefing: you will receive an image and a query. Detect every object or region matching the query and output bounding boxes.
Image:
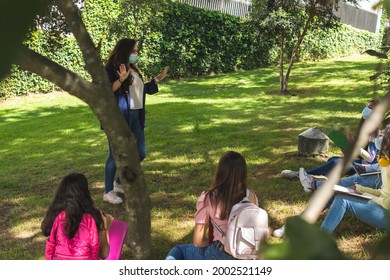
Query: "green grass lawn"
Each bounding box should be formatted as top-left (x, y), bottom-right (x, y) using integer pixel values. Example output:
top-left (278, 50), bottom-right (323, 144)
top-left (0, 54), bottom-right (386, 259)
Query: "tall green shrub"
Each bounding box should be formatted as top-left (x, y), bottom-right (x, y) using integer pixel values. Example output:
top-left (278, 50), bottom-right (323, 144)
top-left (0, 29), bottom-right (88, 98)
top-left (0, 0), bottom-right (383, 97)
top-left (300, 24), bottom-right (380, 61)
top-left (150, 1), bottom-right (273, 78)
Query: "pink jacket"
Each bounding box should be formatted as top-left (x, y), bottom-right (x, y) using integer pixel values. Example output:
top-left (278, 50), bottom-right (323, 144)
top-left (45, 211), bottom-right (100, 260)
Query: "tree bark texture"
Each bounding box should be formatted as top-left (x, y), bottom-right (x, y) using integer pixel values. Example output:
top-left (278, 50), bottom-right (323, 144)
top-left (279, 36), bottom-right (286, 93)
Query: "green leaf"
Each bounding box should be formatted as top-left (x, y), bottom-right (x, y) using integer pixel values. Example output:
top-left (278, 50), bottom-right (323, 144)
top-left (380, 46), bottom-right (390, 53)
top-left (363, 49), bottom-right (388, 59)
top-left (263, 216), bottom-right (346, 259)
top-left (384, 0), bottom-right (390, 17)
top-left (0, 0), bottom-right (45, 79)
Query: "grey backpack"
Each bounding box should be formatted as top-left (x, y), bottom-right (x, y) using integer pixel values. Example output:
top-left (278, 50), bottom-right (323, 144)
top-left (211, 190), bottom-right (269, 260)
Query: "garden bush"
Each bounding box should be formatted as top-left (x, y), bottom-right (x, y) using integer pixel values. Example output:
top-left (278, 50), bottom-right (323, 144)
top-left (0, 0), bottom-right (382, 97)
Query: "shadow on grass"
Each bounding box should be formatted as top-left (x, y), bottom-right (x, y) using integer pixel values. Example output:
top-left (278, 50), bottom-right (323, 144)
top-left (0, 56), bottom-right (382, 259)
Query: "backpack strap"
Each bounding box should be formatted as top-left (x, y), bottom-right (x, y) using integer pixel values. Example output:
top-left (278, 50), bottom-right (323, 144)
top-left (246, 189), bottom-right (259, 206)
top-left (210, 218), bottom-right (225, 238)
top-left (208, 218), bottom-right (214, 244)
top-left (210, 190), bottom-right (257, 240)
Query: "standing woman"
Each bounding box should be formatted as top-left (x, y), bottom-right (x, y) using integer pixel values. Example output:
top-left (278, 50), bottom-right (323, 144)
top-left (103, 38), bottom-right (168, 204)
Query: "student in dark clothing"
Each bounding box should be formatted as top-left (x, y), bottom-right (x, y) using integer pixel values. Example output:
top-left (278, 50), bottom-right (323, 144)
top-left (103, 38), bottom-right (168, 204)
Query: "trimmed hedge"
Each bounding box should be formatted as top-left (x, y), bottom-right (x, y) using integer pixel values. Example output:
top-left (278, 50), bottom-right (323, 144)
top-left (150, 2), bottom-right (273, 78)
top-left (0, 1), bottom-right (382, 98)
top-left (0, 30), bottom-right (88, 98)
top-left (300, 24), bottom-right (380, 61)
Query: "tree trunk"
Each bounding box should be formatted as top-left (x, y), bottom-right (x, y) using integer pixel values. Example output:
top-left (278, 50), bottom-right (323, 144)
top-left (16, 0), bottom-right (152, 259)
top-left (382, 26), bottom-right (390, 47)
top-left (282, 8), bottom-right (315, 93)
top-left (279, 36), bottom-right (286, 93)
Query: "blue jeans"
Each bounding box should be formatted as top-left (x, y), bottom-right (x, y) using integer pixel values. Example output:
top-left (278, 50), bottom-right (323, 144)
top-left (165, 243), bottom-right (236, 260)
top-left (307, 156), bottom-right (354, 176)
top-left (104, 110), bottom-right (146, 193)
top-left (314, 173), bottom-right (382, 190)
top-left (313, 173), bottom-right (382, 209)
top-left (320, 194), bottom-right (390, 234)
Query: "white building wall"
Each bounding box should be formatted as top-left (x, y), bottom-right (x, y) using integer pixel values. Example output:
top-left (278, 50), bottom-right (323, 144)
top-left (178, 0), bottom-right (251, 18)
top-left (334, 1), bottom-right (382, 33)
top-left (179, 0), bottom-right (382, 33)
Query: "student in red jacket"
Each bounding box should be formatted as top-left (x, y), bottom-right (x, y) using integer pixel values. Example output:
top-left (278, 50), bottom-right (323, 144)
top-left (41, 173), bottom-right (113, 260)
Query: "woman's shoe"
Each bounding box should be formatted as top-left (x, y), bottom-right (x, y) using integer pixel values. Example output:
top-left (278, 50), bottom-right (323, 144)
top-left (299, 168), bottom-right (314, 193)
top-left (281, 170), bottom-right (299, 179)
top-left (273, 225), bottom-right (285, 238)
top-left (103, 191), bottom-right (123, 204)
top-left (113, 181), bottom-right (124, 193)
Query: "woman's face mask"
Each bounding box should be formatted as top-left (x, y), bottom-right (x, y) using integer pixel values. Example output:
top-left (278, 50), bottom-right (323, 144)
top-left (375, 136), bottom-right (383, 150)
top-left (129, 54), bottom-right (138, 64)
top-left (362, 106), bottom-right (373, 119)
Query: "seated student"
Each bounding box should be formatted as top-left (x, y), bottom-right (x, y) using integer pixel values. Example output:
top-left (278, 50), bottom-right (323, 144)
top-left (299, 126), bottom-right (386, 192)
top-left (273, 168), bottom-right (383, 238)
top-left (281, 100), bottom-right (379, 180)
top-left (274, 127), bottom-right (384, 238)
top-left (165, 151), bottom-right (267, 260)
top-left (41, 173), bottom-right (113, 260)
top-left (320, 126), bottom-right (390, 234)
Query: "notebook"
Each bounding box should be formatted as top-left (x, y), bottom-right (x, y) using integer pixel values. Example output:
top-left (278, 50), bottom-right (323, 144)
top-left (332, 185), bottom-right (372, 200)
top-left (352, 162), bottom-right (381, 176)
top-left (105, 219), bottom-right (128, 260)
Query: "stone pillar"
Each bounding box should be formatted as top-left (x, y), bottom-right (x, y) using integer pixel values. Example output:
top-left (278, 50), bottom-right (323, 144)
top-left (298, 127), bottom-right (329, 156)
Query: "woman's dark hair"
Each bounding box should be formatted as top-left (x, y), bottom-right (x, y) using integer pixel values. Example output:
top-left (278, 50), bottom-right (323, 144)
top-left (380, 126), bottom-right (390, 158)
top-left (41, 173), bottom-right (103, 238)
top-left (105, 38), bottom-right (143, 89)
top-left (206, 151), bottom-right (247, 220)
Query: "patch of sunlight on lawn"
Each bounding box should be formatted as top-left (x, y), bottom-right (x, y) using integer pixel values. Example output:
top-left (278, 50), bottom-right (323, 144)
top-left (152, 217), bottom-right (193, 243)
top-left (336, 236), bottom-right (374, 260)
top-left (90, 180), bottom-right (104, 190)
top-left (11, 218), bottom-right (42, 239)
top-left (150, 156), bottom-right (204, 165)
top-left (210, 118), bottom-right (249, 125)
top-left (311, 79), bottom-right (370, 87)
top-left (266, 200), bottom-right (307, 222)
top-left (7, 197), bottom-right (26, 205)
top-left (147, 169), bottom-right (164, 175)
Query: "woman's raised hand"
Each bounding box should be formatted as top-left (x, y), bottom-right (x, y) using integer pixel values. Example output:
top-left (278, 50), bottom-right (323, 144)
top-left (117, 64), bottom-right (131, 82)
top-left (158, 66), bottom-right (169, 81)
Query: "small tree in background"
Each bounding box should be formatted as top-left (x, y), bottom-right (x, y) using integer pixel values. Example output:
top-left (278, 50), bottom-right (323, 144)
top-left (251, 0), bottom-right (362, 94)
top-left (262, 0), bottom-right (390, 260)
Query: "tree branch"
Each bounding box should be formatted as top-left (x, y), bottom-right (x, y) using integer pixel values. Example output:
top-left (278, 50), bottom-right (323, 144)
top-left (55, 0), bottom-right (104, 84)
top-left (16, 45), bottom-right (95, 105)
